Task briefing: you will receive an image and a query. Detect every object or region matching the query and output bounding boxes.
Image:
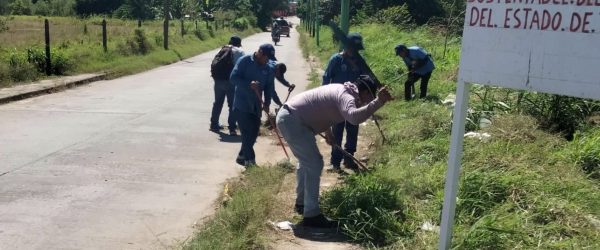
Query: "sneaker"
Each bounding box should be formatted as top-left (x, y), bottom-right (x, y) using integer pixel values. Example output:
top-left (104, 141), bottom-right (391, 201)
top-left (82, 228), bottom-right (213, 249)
top-left (209, 124), bottom-right (224, 132)
top-left (299, 214), bottom-right (338, 228)
top-left (244, 160), bottom-right (257, 167)
top-left (235, 155), bottom-right (245, 166)
top-left (326, 164), bottom-right (342, 173)
top-left (294, 204), bottom-right (304, 215)
top-left (229, 130), bottom-right (238, 136)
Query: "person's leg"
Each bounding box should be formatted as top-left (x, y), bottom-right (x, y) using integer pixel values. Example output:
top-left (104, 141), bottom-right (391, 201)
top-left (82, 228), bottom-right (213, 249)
top-left (330, 121), bottom-right (345, 167)
top-left (404, 73), bottom-right (418, 101)
top-left (210, 80), bottom-right (228, 129)
top-left (419, 72), bottom-right (432, 99)
top-left (225, 82), bottom-right (237, 132)
top-left (276, 109), bottom-right (323, 217)
top-left (237, 112), bottom-right (260, 165)
top-left (236, 110), bottom-right (252, 164)
top-left (343, 122), bottom-right (359, 166)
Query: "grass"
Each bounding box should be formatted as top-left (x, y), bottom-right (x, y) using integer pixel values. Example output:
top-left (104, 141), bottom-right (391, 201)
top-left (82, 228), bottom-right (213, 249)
top-left (300, 22), bottom-right (600, 248)
top-left (185, 162), bottom-right (293, 250)
top-left (0, 15), bottom-right (259, 87)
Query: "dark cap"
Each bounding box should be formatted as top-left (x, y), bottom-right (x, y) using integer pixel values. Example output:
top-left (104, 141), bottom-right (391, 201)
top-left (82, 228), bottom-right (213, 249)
top-left (354, 75), bottom-right (378, 96)
top-left (394, 44), bottom-right (407, 55)
top-left (229, 35), bottom-right (242, 47)
top-left (347, 32), bottom-right (364, 51)
top-left (259, 43), bottom-right (277, 61)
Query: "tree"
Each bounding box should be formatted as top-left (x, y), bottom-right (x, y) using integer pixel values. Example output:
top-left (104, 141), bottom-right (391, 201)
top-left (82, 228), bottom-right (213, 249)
top-left (9, 0), bottom-right (32, 15)
top-left (74, 0), bottom-right (124, 16)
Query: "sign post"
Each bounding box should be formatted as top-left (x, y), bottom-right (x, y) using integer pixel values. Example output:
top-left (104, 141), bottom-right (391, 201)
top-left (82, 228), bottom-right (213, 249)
top-left (439, 1), bottom-right (600, 249)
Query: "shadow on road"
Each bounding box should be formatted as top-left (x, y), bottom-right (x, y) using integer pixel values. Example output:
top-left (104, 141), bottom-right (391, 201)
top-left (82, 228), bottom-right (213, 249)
top-left (217, 132), bottom-right (242, 143)
top-left (292, 226), bottom-right (352, 244)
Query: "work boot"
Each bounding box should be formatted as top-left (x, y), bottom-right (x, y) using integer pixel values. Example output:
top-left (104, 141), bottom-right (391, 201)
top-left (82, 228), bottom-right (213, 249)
top-left (299, 214), bottom-right (338, 228)
top-left (235, 155), bottom-right (245, 166)
top-left (294, 204), bottom-right (304, 215)
top-left (210, 124), bottom-right (224, 132)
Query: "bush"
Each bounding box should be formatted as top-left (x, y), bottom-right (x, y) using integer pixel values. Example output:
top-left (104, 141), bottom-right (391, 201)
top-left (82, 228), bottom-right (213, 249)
top-left (8, 50), bottom-right (38, 82)
top-left (232, 17), bottom-right (250, 30)
top-left (373, 5), bottom-right (414, 27)
top-left (322, 174), bottom-right (407, 246)
top-left (0, 17), bottom-right (8, 33)
top-left (26, 46), bottom-right (47, 73)
top-left (193, 29), bottom-right (206, 41)
top-left (520, 93), bottom-right (600, 140)
top-left (51, 50), bottom-right (72, 75)
top-left (118, 29), bottom-right (153, 55)
top-left (0, 62), bottom-right (10, 87)
top-left (567, 128), bottom-right (600, 179)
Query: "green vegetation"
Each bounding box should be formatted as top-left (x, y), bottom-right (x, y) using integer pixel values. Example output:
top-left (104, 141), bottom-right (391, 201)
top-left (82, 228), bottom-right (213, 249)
top-left (0, 16), bottom-right (259, 87)
top-left (185, 163), bottom-right (292, 250)
top-left (301, 22), bottom-right (600, 249)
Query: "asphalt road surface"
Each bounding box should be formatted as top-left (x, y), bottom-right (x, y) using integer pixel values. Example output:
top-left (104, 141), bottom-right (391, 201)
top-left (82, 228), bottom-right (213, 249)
top-left (0, 17), bottom-right (309, 249)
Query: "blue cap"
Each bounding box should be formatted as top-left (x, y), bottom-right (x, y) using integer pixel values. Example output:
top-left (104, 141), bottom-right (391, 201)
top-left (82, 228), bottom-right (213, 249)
top-left (395, 44), bottom-right (407, 55)
top-left (347, 32), bottom-right (364, 51)
top-left (259, 43), bottom-right (277, 61)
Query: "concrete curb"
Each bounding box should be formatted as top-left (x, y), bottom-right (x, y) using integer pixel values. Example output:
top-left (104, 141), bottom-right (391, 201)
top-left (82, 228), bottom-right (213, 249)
top-left (0, 73), bottom-right (106, 105)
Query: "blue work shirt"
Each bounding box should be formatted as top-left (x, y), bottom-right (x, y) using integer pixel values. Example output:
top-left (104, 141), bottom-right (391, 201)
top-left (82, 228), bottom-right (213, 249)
top-left (402, 46), bottom-right (435, 76)
top-left (322, 52), bottom-right (364, 85)
top-left (231, 54), bottom-right (275, 116)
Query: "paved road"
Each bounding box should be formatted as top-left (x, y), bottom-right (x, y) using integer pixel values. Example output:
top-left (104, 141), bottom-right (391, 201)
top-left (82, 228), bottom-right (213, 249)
top-left (0, 17), bottom-right (309, 249)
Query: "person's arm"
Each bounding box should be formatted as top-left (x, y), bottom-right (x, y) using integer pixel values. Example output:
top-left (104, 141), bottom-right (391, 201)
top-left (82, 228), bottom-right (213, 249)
top-left (263, 72), bottom-right (275, 111)
top-left (275, 74), bottom-right (291, 88)
top-left (322, 55), bottom-right (338, 85)
top-left (338, 88), bottom-right (392, 125)
top-left (271, 89), bottom-right (283, 106)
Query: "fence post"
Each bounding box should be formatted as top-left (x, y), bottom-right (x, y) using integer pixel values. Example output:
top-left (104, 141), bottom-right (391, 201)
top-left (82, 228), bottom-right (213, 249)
top-left (164, 18), bottom-right (169, 50)
top-left (102, 19), bottom-right (107, 53)
top-left (44, 19), bottom-right (51, 76)
top-left (180, 19), bottom-right (184, 37)
top-left (138, 19), bottom-right (142, 28)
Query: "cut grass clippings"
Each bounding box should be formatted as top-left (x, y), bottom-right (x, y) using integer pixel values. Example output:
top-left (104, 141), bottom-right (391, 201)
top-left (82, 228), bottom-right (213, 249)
top-left (185, 163), bottom-right (292, 250)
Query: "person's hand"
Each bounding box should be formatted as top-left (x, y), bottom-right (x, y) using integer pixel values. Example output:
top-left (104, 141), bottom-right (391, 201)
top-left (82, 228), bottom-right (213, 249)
top-left (288, 84), bottom-right (296, 92)
top-left (377, 86), bottom-right (394, 103)
top-left (250, 81), bottom-right (260, 91)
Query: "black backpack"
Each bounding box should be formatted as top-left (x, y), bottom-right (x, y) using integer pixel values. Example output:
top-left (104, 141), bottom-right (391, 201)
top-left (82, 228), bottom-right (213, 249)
top-left (211, 45), bottom-right (234, 79)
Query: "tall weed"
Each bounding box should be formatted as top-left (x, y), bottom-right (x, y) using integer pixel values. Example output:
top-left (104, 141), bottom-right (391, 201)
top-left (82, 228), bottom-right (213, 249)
top-left (322, 174), bottom-right (407, 246)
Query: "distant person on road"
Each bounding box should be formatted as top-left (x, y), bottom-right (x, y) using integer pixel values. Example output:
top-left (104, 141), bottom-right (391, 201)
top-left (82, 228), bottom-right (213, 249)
top-left (276, 75), bottom-right (393, 228)
top-left (209, 35), bottom-right (245, 135)
top-left (322, 32), bottom-right (366, 172)
top-left (394, 44), bottom-right (435, 101)
top-left (230, 43), bottom-right (277, 167)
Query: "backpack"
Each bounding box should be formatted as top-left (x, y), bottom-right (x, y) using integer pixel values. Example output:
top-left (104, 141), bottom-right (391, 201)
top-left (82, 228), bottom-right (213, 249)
top-left (211, 45), bottom-right (234, 79)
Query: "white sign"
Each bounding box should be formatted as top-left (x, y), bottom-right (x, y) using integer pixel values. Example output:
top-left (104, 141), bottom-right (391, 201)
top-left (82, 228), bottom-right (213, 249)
top-left (460, 0), bottom-right (600, 99)
top-left (439, 1), bottom-right (600, 249)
